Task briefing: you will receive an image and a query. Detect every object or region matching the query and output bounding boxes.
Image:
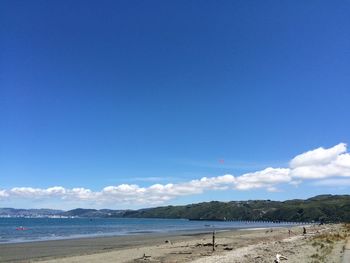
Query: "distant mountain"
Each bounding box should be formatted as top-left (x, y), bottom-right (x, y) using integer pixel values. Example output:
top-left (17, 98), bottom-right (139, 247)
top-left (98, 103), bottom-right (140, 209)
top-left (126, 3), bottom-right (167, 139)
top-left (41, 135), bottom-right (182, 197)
top-left (2, 195), bottom-right (350, 222)
top-left (0, 207), bottom-right (127, 218)
top-left (59, 208), bottom-right (127, 218)
top-left (0, 208), bottom-right (63, 217)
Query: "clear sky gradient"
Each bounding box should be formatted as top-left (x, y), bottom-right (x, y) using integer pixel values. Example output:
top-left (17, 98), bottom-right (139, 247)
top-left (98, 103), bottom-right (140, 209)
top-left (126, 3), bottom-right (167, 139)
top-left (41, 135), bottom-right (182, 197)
top-left (1, 0), bottom-right (350, 209)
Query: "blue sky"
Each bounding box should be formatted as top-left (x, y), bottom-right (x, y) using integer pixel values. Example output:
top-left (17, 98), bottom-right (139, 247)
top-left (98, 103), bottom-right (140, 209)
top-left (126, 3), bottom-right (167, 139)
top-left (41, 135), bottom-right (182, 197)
top-left (1, 0), bottom-right (350, 209)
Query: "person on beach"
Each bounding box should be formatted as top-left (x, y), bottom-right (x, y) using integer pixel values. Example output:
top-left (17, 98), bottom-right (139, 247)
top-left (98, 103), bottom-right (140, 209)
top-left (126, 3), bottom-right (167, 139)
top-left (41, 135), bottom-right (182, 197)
top-left (303, 227), bottom-right (306, 235)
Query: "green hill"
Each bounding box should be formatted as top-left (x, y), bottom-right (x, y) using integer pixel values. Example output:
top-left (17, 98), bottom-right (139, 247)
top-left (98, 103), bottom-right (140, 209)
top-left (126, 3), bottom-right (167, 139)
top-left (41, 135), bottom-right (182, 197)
top-left (122, 195), bottom-right (350, 222)
top-left (58, 195), bottom-right (350, 222)
top-left (5, 195), bottom-right (349, 222)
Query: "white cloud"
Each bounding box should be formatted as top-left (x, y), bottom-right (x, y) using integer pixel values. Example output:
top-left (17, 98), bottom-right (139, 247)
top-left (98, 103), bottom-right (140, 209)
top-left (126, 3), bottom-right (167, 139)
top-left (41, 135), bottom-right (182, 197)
top-left (0, 190), bottom-right (8, 198)
top-left (235, 167), bottom-right (291, 190)
top-left (290, 143), bottom-right (350, 179)
top-left (290, 143), bottom-right (347, 168)
top-left (0, 175), bottom-right (237, 205)
top-left (69, 188), bottom-right (95, 200)
top-left (1, 143), bottom-right (350, 207)
top-left (9, 187), bottom-right (67, 198)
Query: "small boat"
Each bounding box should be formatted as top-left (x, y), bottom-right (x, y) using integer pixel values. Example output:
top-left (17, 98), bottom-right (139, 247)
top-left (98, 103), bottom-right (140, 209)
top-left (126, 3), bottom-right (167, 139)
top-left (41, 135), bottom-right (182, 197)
top-left (16, 226), bottom-right (28, 231)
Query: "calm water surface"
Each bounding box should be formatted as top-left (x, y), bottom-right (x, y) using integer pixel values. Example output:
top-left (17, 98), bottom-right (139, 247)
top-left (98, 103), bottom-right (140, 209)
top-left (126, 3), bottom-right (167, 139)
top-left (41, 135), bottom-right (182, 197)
top-left (0, 218), bottom-right (299, 244)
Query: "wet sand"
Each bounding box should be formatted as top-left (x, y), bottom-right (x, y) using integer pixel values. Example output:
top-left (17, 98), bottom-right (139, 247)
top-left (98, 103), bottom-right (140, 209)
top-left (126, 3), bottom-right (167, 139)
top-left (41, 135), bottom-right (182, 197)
top-left (0, 232), bottom-right (199, 262)
top-left (0, 224), bottom-right (348, 263)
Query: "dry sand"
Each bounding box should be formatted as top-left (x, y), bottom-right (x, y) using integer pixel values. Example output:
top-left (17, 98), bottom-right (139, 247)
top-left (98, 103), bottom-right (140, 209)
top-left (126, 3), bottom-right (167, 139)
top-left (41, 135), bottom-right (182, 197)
top-left (0, 224), bottom-right (349, 263)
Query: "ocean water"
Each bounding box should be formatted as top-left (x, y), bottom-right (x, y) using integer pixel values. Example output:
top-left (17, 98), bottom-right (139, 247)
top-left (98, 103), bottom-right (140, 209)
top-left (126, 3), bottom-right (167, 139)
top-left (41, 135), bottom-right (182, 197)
top-left (0, 218), bottom-right (299, 244)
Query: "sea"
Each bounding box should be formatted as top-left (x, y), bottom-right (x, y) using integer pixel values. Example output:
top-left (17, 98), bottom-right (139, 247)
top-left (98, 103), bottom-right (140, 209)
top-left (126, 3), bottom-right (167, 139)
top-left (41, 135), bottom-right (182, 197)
top-left (0, 217), bottom-right (300, 244)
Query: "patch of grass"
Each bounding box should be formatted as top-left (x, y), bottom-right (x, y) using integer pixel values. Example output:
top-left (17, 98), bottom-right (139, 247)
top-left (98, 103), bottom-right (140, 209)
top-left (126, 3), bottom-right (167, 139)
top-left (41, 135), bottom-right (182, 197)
top-left (307, 226), bottom-right (349, 262)
top-left (311, 241), bottom-right (320, 247)
top-left (325, 238), bottom-right (333, 244)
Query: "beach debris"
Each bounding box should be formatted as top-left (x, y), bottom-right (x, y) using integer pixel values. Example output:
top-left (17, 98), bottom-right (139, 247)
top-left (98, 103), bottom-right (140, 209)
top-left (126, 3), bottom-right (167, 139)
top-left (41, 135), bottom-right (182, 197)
top-left (274, 253), bottom-right (288, 262)
top-left (137, 253), bottom-right (151, 261)
top-left (202, 242), bottom-right (214, 246)
top-left (164, 239), bottom-right (172, 244)
top-left (170, 251), bottom-right (192, 254)
top-left (223, 247), bottom-right (233, 250)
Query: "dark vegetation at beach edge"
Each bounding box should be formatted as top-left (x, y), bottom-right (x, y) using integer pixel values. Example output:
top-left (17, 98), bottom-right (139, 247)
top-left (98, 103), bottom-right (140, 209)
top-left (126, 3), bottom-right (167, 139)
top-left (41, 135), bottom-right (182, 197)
top-left (2, 195), bottom-right (350, 223)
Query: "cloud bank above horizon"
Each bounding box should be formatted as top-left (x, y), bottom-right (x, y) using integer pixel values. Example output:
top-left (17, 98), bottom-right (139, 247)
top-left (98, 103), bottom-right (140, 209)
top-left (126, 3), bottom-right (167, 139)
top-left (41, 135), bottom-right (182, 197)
top-left (1, 143), bottom-right (350, 207)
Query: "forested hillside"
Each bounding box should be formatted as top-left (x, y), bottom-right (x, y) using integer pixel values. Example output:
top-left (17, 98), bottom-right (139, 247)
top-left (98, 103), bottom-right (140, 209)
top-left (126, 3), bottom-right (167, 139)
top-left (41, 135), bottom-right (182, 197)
top-left (121, 195), bottom-right (350, 222)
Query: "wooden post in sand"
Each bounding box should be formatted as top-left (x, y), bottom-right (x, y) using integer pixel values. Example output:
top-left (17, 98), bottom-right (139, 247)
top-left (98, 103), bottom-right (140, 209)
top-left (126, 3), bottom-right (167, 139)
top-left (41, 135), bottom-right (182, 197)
top-left (212, 231), bottom-right (215, 251)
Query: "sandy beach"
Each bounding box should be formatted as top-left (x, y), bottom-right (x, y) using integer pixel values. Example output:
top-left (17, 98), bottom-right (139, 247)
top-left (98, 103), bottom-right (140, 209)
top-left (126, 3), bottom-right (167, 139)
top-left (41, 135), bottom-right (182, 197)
top-left (0, 224), bottom-right (349, 263)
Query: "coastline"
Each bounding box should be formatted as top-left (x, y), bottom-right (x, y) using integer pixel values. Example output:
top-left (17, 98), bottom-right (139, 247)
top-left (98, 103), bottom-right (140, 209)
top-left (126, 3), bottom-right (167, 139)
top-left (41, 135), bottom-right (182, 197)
top-left (0, 217), bottom-right (303, 244)
top-left (1, 224), bottom-right (348, 262)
